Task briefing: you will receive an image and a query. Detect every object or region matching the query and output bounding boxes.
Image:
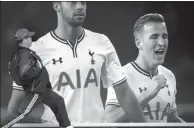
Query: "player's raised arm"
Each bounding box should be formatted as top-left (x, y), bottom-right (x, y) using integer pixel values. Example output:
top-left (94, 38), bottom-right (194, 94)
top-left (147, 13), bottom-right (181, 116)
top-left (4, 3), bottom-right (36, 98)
top-left (138, 74), bottom-right (166, 109)
top-left (113, 81), bottom-right (146, 122)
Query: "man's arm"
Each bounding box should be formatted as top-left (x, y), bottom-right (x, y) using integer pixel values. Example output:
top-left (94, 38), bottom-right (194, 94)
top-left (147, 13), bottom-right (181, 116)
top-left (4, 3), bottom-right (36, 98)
top-left (18, 50), bottom-right (42, 81)
top-left (138, 83), bottom-right (161, 109)
top-left (113, 80), bottom-right (145, 122)
top-left (167, 111), bottom-right (185, 122)
top-left (138, 74), bottom-right (166, 109)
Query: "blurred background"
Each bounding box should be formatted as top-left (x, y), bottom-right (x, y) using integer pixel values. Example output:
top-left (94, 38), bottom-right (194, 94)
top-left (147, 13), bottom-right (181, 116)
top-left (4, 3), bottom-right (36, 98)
top-left (1, 2), bottom-right (194, 122)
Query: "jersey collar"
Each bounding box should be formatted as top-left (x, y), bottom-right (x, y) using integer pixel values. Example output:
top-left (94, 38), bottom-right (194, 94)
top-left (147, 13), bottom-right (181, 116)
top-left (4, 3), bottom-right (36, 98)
top-left (131, 61), bottom-right (158, 79)
top-left (50, 29), bottom-right (85, 46)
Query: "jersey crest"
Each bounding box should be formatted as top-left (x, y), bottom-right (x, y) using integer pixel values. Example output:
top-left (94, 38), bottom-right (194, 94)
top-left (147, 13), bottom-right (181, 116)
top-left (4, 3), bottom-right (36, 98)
top-left (88, 49), bottom-right (95, 65)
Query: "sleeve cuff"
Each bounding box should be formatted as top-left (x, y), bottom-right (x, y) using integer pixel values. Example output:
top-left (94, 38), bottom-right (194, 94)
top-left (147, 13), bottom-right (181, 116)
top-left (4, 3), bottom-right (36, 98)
top-left (13, 85), bottom-right (24, 91)
top-left (112, 77), bottom-right (127, 86)
top-left (170, 108), bottom-right (177, 113)
top-left (106, 102), bottom-right (121, 107)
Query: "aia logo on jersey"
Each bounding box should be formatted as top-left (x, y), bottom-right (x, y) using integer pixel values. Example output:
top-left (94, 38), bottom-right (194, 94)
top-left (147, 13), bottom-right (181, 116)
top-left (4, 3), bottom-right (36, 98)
top-left (52, 57), bottom-right (63, 65)
top-left (144, 102), bottom-right (170, 120)
top-left (56, 68), bottom-right (98, 90)
top-left (139, 87), bottom-right (147, 93)
top-left (88, 49), bottom-right (95, 65)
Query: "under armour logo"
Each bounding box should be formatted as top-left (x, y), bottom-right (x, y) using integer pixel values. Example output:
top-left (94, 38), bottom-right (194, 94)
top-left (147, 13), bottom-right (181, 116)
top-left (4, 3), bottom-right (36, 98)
top-left (139, 87), bottom-right (147, 93)
top-left (165, 84), bottom-right (170, 96)
top-left (52, 57), bottom-right (63, 64)
top-left (88, 49), bottom-right (95, 65)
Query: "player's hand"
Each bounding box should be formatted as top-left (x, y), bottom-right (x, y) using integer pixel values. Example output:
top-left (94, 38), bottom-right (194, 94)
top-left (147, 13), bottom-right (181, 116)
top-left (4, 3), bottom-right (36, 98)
top-left (152, 74), bottom-right (167, 90)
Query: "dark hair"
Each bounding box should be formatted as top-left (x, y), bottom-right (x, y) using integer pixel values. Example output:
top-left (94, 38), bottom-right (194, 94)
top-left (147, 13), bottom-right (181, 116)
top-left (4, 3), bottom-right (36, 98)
top-left (133, 13), bottom-right (165, 38)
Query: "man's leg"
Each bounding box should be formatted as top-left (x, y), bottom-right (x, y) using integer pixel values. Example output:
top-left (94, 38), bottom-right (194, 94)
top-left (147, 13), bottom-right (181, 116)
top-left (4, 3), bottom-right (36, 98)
top-left (7, 89), bottom-right (25, 117)
top-left (2, 91), bottom-right (43, 128)
top-left (6, 89), bottom-right (43, 123)
top-left (43, 88), bottom-right (70, 127)
top-left (1, 89), bottom-right (25, 127)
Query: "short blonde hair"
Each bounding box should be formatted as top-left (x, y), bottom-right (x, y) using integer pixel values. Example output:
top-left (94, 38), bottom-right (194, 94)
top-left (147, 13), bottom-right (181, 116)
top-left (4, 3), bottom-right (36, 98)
top-left (133, 13), bottom-right (165, 38)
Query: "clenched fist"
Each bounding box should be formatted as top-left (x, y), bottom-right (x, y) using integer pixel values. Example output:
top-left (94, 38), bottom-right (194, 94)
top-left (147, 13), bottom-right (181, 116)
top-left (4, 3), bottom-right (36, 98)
top-left (152, 74), bottom-right (167, 90)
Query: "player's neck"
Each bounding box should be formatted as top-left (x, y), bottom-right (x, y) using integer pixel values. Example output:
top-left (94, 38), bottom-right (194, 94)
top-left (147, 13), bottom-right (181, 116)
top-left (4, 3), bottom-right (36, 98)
top-left (55, 23), bottom-right (83, 45)
top-left (135, 56), bottom-right (158, 76)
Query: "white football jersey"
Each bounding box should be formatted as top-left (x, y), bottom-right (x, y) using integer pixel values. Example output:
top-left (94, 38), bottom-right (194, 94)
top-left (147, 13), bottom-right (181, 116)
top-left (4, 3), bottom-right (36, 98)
top-left (27, 29), bottom-right (126, 123)
top-left (106, 61), bottom-right (177, 122)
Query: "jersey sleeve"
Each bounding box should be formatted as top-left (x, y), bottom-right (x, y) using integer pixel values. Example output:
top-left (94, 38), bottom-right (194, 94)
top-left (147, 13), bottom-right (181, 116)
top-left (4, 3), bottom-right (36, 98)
top-left (12, 81), bottom-right (24, 91)
top-left (106, 87), bottom-right (119, 106)
top-left (106, 64), bottom-right (133, 106)
top-left (18, 50), bottom-right (42, 81)
top-left (169, 73), bottom-right (177, 113)
top-left (100, 35), bottom-right (126, 88)
top-left (11, 36), bottom-right (46, 90)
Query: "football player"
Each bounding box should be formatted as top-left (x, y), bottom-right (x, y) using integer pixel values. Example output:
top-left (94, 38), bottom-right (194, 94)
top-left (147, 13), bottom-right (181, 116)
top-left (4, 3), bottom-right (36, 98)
top-left (7, 1), bottom-right (145, 125)
top-left (105, 13), bottom-right (185, 123)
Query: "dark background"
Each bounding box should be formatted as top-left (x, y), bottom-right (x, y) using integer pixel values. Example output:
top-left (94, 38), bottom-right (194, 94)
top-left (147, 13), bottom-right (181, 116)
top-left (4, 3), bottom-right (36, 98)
top-left (1, 2), bottom-right (194, 122)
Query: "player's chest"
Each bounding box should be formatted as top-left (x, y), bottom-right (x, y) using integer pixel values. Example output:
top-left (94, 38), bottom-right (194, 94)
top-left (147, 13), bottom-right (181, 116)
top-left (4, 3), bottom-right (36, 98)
top-left (135, 77), bottom-right (173, 119)
top-left (42, 44), bottom-right (104, 71)
top-left (135, 76), bottom-right (174, 103)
